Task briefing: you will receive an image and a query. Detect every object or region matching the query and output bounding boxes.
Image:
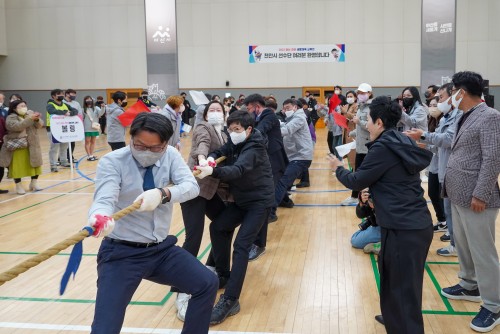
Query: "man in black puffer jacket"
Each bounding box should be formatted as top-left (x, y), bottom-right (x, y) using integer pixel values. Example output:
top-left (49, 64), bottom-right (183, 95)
top-left (330, 96), bottom-right (433, 334)
top-left (194, 110), bottom-right (275, 326)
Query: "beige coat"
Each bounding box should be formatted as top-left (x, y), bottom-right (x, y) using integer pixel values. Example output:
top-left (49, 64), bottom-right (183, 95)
top-left (0, 112), bottom-right (44, 168)
top-left (187, 121), bottom-right (228, 200)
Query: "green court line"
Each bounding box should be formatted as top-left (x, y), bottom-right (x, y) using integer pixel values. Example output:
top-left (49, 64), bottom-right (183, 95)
top-left (369, 253), bottom-right (380, 293)
top-left (0, 228), bottom-right (212, 307)
top-left (0, 184), bottom-right (94, 219)
top-left (425, 263), bottom-right (454, 313)
top-left (368, 255), bottom-right (478, 316)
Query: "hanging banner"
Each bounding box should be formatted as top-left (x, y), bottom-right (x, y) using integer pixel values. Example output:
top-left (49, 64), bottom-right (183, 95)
top-left (249, 44), bottom-right (345, 64)
top-left (145, 0), bottom-right (178, 102)
top-left (421, 0), bottom-right (456, 92)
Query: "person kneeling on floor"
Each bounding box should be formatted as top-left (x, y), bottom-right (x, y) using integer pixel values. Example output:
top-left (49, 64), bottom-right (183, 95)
top-left (350, 188), bottom-right (380, 255)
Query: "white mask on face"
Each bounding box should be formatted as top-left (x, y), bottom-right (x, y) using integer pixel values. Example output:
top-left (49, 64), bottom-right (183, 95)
top-left (285, 110), bottom-right (294, 118)
top-left (179, 104), bottom-right (185, 113)
top-left (230, 130), bottom-right (247, 145)
top-left (451, 89), bottom-right (463, 109)
top-left (207, 112), bottom-right (224, 125)
top-left (17, 107), bottom-right (28, 115)
top-left (334, 90), bottom-right (341, 95)
top-left (346, 97), bottom-right (355, 105)
top-left (437, 97), bottom-right (452, 115)
top-left (130, 144), bottom-right (165, 168)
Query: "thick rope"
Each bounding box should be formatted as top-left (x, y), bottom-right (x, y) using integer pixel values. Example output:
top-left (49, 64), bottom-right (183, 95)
top-left (192, 156), bottom-right (226, 176)
top-left (0, 201), bottom-right (141, 287)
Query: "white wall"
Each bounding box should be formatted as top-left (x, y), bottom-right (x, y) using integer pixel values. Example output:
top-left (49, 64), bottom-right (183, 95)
top-left (0, 0), bottom-right (499, 91)
top-left (0, 0), bottom-right (147, 90)
top-left (456, 0), bottom-right (500, 84)
top-left (177, 0), bottom-right (422, 88)
top-left (0, 0), bottom-right (7, 56)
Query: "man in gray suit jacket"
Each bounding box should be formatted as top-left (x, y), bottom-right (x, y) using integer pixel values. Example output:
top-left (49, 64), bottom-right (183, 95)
top-left (441, 71), bottom-right (500, 333)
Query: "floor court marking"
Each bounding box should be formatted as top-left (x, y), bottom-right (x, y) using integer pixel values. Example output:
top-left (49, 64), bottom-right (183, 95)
top-left (0, 322), bottom-right (290, 334)
top-left (369, 254), bottom-right (477, 316)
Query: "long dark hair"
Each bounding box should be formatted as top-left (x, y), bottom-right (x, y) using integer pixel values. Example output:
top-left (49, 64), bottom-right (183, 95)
top-left (401, 86), bottom-right (423, 106)
top-left (83, 95), bottom-right (95, 115)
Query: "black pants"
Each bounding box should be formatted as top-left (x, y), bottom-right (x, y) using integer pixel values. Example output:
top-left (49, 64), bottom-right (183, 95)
top-left (254, 167), bottom-right (283, 248)
top-left (428, 172), bottom-right (445, 222)
top-left (379, 225), bottom-right (433, 334)
top-left (210, 203), bottom-right (270, 299)
top-left (327, 131), bottom-right (335, 154)
top-left (99, 115), bottom-right (107, 134)
top-left (67, 141), bottom-right (76, 161)
top-left (351, 153), bottom-right (366, 198)
top-left (109, 142), bottom-right (126, 151)
top-left (172, 194), bottom-right (226, 293)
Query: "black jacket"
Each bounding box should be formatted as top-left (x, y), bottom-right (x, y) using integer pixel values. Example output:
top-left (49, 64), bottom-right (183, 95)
top-left (336, 128), bottom-right (433, 230)
top-left (209, 129), bottom-right (275, 209)
top-left (255, 109), bottom-right (288, 174)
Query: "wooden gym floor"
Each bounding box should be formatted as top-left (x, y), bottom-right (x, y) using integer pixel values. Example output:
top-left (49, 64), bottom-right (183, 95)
top-left (0, 127), bottom-right (499, 334)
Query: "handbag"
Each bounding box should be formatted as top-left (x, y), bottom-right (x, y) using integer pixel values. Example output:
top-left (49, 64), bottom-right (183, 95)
top-left (5, 137), bottom-right (28, 151)
top-left (86, 110), bottom-right (101, 132)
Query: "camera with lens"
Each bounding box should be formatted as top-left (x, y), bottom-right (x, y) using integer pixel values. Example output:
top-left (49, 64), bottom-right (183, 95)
top-left (358, 216), bottom-right (377, 231)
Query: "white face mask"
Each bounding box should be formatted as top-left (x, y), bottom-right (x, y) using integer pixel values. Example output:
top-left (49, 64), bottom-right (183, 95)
top-left (230, 130), bottom-right (247, 145)
top-left (179, 104), bottom-right (185, 113)
top-left (17, 107), bottom-right (28, 115)
top-left (451, 89), bottom-right (463, 109)
top-left (334, 90), bottom-right (341, 95)
top-left (285, 110), bottom-right (295, 118)
top-left (437, 97), bottom-right (452, 115)
top-left (130, 144), bottom-right (165, 168)
top-left (346, 97), bottom-right (355, 105)
top-left (207, 112), bottom-right (224, 125)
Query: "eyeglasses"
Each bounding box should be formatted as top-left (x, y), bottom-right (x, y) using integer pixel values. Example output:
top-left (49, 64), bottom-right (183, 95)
top-left (450, 87), bottom-right (460, 95)
top-left (132, 141), bottom-right (166, 153)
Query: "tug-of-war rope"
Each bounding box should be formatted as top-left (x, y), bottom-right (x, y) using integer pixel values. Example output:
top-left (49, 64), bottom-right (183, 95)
top-left (0, 156), bottom-right (226, 293)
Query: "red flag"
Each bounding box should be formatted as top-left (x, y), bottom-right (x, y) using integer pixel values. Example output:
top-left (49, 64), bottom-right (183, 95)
top-left (328, 94), bottom-right (341, 114)
top-left (333, 111), bottom-right (348, 129)
top-left (118, 100), bottom-right (150, 127)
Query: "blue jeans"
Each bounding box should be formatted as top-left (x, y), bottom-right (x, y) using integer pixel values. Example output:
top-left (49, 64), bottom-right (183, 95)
top-left (272, 160), bottom-right (312, 215)
top-left (351, 226), bottom-right (381, 249)
top-left (443, 197), bottom-right (455, 246)
top-left (91, 236), bottom-right (218, 334)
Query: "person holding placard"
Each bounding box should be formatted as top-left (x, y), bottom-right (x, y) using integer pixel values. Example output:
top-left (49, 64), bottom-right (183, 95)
top-left (46, 89), bottom-right (79, 172)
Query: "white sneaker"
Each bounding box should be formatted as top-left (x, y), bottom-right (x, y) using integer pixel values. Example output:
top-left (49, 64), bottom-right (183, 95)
top-left (340, 196), bottom-right (358, 206)
top-left (437, 244), bottom-right (458, 257)
top-left (175, 293), bottom-right (191, 322)
top-left (15, 183), bottom-right (26, 195)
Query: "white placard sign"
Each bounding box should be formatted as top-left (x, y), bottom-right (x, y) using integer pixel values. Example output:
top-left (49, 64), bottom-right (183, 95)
top-left (50, 115), bottom-right (85, 142)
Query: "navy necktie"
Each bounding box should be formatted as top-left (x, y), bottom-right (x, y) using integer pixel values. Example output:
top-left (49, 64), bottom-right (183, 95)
top-left (143, 166), bottom-right (155, 191)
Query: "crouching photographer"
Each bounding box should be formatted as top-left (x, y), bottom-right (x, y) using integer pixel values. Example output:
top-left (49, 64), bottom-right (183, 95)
top-left (350, 188), bottom-right (381, 254)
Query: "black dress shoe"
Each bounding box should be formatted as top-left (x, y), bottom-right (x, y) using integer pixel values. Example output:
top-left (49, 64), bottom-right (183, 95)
top-left (248, 244), bottom-right (266, 261)
top-left (375, 315), bottom-right (384, 325)
top-left (295, 182), bottom-right (310, 188)
top-left (210, 294), bottom-right (240, 325)
top-left (0, 189), bottom-right (8, 194)
top-left (279, 198), bottom-right (294, 208)
top-left (268, 213), bottom-right (278, 223)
